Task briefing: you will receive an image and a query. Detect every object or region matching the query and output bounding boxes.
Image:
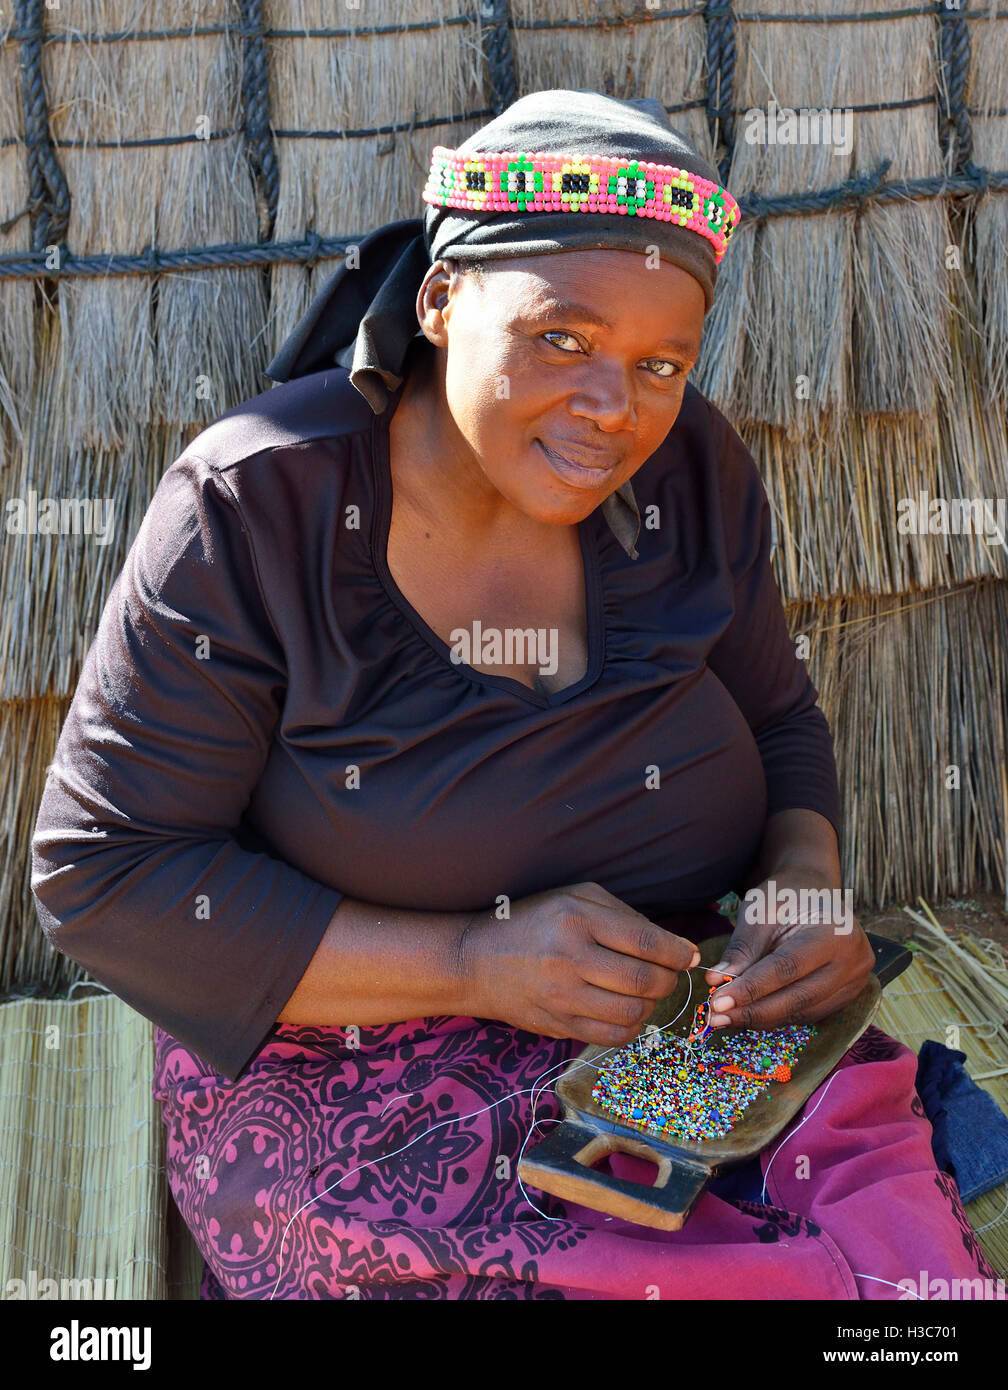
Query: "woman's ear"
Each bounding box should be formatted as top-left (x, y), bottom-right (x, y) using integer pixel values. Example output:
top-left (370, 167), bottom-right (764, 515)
top-left (415, 259), bottom-right (454, 348)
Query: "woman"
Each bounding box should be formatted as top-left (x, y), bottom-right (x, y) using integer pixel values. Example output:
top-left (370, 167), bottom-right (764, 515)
top-left (31, 89), bottom-right (995, 1299)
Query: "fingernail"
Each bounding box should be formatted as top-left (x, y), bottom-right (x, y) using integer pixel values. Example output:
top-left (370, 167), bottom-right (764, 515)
top-left (709, 1013), bottom-right (731, 1028)
top-left (689, 950), bottom-right (701, 968)
top-left (712, 994), bottom-right (735, 1012)
top-left (710, 961), bottom-right (728, 974)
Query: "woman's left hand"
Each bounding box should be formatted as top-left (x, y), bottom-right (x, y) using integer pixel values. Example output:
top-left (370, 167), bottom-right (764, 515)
top-left (703, 870), bottom-right (875, 1030)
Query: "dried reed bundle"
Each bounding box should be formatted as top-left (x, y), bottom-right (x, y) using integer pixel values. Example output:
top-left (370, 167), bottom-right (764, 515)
top-left (147, 34), bottom-right (269, 428)
top-left (706, 0), bottom-right (856, 435)
top-left (0, 994), bottom-right (169, 1299)
top-left (0, 695), bottom-right (90, 996)
top-left (510, 0), bottom-right (712, 158)
top-left (265, 0), bottom-right (484, 367)
top-left (749, 407), bottom-right (1008, 604)
top-left (899, 901), bottom-right (1008, 1054)
top-left (787, 582), bottom-right (1008, 906)
top-left (0, 27), bottom-right (36, 466)
top-left (693, 215), bottom-right (758, 424)
top-left (44, 0), bottom-right (264, 446)
top-left (0, 393), bottom-right (195, 700)
top-left (848, 15), bottom-right (954, 418)
top-left (966, 2), bottom-right (1008, 412)
top-left (936, 251), bottom-right (1008, 569)
top-left (752, 418), bottom-right (939, 601)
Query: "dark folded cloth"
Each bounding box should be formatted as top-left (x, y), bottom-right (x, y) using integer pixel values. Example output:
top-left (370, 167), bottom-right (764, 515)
top-left (916, 1039), bottom-right (1008, 1204)
top-left (708, 1155), bottom-right (766, 1205)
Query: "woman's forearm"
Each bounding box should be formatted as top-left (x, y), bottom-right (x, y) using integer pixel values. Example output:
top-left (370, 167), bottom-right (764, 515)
top-left (746, 807), bottom-right (842, 890)
top-left (275, 896), bottom-right (479, 1027)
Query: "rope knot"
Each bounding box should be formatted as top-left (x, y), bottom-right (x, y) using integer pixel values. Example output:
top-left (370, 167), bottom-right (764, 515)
top-left (303, 229), bottom-right (323, 269)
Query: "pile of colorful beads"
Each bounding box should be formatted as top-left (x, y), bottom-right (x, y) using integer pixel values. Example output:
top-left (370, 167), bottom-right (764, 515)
top-left (590, 1017), bottom-right (817, 1143)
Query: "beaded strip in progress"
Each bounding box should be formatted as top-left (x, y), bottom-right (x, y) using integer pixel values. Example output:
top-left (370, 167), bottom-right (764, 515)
top-left (591, 974), bottom-right (817, 1142)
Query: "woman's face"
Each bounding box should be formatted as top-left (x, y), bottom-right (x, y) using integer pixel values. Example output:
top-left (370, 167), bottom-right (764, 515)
top-left (418, 247), bottom-right (707, 526)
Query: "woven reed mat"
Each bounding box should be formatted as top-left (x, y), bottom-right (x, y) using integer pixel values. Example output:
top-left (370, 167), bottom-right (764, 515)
top-left (0, 992), bottom-right (203, 1300)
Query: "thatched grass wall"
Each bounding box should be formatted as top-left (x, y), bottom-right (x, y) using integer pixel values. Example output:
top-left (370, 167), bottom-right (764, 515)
top-left (1, 0), bottom-right (1006, 1009)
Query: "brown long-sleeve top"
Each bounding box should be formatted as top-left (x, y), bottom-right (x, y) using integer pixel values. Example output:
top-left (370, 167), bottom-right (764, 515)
top-left (30, 367), bottom-right (841, 1082)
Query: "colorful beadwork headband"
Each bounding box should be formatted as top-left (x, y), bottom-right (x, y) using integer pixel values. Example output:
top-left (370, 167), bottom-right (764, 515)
top-left (422, 145), bottom-right (741, 263)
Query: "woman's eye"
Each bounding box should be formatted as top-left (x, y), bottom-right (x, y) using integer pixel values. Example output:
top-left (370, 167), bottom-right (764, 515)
top-left (542, 331), bottom-right (581, 352)
top-left (542, 334), bottom-right (683, 379)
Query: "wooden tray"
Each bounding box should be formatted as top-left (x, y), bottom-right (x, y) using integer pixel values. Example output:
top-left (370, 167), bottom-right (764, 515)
top-left (518, 931), bottom-right (883, 1230)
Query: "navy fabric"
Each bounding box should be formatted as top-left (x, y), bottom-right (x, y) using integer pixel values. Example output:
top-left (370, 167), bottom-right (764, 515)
top-left (708, 1155), bottom-right (766, 1205)
top-left (916, 1039), bottom-right (1008, 1204)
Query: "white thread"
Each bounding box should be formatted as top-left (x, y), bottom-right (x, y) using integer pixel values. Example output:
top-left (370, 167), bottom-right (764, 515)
top-left (971, 1184), bottom-right (1008, 1232)
top-left (759, 1070), bottom-right (841, 1205)
top-left (887, 1021), bottom-right (1000, 1039)
top-left (851, 1272), bottom-right (923, 1299)
top-left (66, 979), bottom-right (114, 999)
top-left (515, 1114), bottom-right (562, 1220)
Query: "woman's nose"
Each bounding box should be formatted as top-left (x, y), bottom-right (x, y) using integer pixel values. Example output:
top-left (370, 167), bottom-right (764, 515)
top-left (568, 362), bottom-right (639, 431)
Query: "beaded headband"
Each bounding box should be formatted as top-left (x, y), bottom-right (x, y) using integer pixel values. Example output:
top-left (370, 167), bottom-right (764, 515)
top-left (422, 145), bottom-right (741, 263)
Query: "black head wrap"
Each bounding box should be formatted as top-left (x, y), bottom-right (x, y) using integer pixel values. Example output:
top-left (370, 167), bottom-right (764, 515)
top-left (265, 89), bottom-right (736, 559)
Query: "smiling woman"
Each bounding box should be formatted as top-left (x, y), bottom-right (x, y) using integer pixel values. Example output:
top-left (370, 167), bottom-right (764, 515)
top-left (382, 247), bottom-right (707, 697)
top-left (414, 249), bottom-right (706, 514)
top-left (30, 88), bottom-right (997, 1302)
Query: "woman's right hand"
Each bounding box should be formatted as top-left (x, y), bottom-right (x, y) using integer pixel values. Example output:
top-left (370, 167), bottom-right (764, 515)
top-left (458, 881), bottom-right (700, 1046)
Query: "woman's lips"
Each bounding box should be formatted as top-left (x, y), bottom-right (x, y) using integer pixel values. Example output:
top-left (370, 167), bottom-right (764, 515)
top-left (536, 438), bottom-right (618, 489)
